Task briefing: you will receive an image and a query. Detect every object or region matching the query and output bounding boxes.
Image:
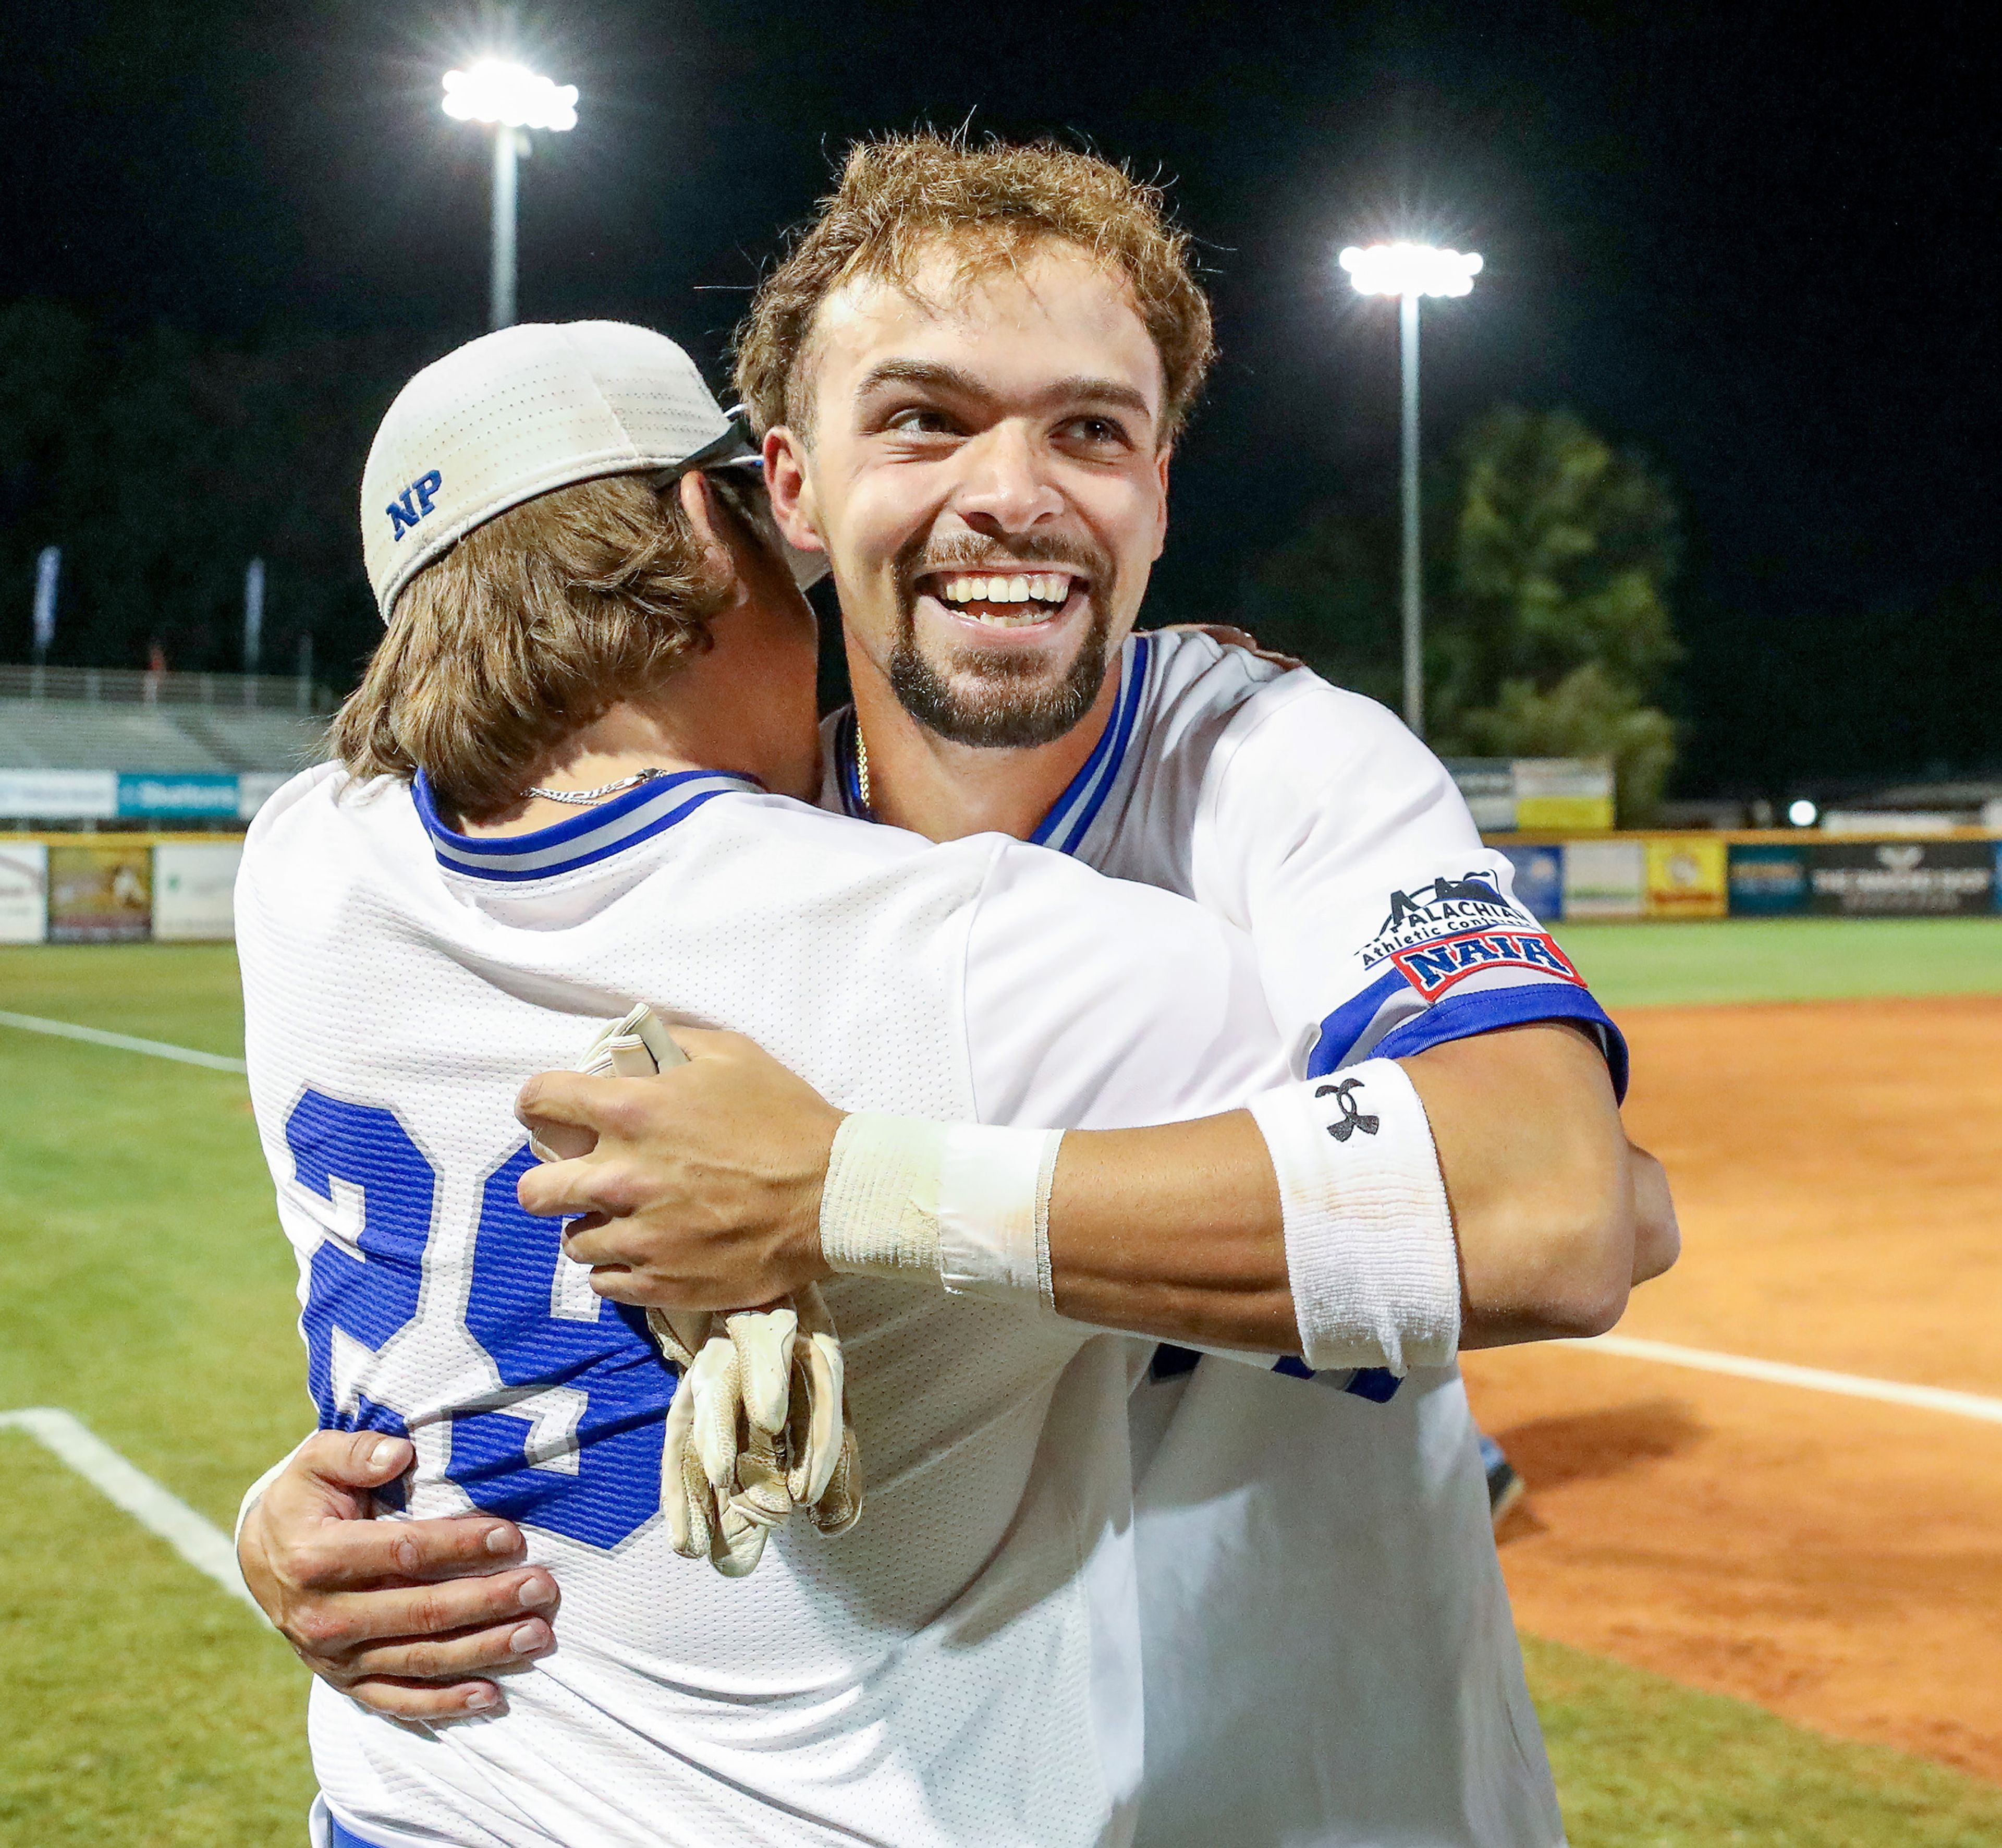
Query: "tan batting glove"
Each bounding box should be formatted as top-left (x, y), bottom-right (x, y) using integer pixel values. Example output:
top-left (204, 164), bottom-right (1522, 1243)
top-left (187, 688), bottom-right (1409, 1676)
top-left (651, 1289), bottom-right (862, 1574)
top-left (537, 1006), bottom-right (863, 1577)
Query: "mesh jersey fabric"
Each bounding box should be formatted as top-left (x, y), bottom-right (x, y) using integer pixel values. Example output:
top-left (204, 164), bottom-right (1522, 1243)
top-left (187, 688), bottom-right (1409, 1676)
top-left (1064, 632), bottom-right (1571, 1848)
top-left (237, 761), bottom-right (1283, 1848)
top-left (826, 628), bottom-right (1580, 1846)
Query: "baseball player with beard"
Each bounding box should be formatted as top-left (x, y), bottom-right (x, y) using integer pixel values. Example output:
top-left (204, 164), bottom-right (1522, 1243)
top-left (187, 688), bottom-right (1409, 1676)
top-left (543, 136), bottom-right (1676, 1844)
top-left (240, 138), bottom-right (1675, 1845)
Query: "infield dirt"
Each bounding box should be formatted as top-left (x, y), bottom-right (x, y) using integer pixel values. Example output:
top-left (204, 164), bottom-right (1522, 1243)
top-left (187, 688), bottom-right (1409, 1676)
top-left (1463, 995), bottom-right (2002, 1783)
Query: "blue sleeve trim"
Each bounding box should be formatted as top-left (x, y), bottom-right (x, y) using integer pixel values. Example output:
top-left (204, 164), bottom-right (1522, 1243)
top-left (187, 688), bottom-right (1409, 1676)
top-left (1372, 983), bottom-right (1630, 1103)
top-left (1280, 1357), bottom-right (1403, 1400)
top-left (326, 1809), bottom-right (395, 1848)
top-left (1304, 969), bottom-right (1406, 1079)
top-left (1156, 1350), bottom-right (1407, 1402)
top-left (1344, 1367), bottom-right (1402, 1403)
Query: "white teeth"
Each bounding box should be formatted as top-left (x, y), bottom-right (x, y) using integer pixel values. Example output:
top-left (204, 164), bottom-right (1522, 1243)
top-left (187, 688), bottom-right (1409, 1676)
top-left (933, 571), bottom-right (1076, 610)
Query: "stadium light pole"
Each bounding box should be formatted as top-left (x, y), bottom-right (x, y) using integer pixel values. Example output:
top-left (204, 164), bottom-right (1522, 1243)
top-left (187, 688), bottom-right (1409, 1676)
top-left (443, 60), bottom-right (579, 329)
top-left (1338, 242), bottom-right (1483, 739)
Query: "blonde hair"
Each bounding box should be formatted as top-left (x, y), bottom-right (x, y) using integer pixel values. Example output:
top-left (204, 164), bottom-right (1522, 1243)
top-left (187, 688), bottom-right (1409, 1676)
top-left (734, 132), bottom-right (1215, 446)
top-left (329, 472), bottom-right (762, 823)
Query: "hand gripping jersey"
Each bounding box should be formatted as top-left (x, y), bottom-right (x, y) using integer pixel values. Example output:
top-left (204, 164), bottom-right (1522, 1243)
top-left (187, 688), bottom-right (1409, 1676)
top-left (832, 629), bottom-right (1627, 1847)
top-left (236, 762), bottom-right (1285, 1848)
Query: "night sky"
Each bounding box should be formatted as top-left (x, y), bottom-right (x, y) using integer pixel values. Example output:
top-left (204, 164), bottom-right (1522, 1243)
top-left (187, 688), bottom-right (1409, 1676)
top-left (6, 1), bottom-right (1999, 795)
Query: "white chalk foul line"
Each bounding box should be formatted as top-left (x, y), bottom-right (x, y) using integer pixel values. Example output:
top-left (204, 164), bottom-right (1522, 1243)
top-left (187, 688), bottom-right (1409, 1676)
top-left (1560, 1333), bottom-right (2002, 1426)
top-left (0, 1008), bottom-right (247, 1074)
top-left (0, 1408), bottom-right (259, 1610)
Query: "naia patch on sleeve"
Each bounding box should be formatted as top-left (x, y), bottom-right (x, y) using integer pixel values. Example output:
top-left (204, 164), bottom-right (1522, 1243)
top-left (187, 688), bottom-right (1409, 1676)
top-left (1359, 873), bottom-right (1586, 1002)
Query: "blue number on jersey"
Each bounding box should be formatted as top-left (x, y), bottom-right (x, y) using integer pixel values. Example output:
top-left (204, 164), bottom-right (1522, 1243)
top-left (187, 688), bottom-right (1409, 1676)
top-left (288, 1092), bottom-right (672, 1549)
top-left (285, 1092), bottom-right (432, 1503)
top-left (452, 1145), bottom-right (674, 1550)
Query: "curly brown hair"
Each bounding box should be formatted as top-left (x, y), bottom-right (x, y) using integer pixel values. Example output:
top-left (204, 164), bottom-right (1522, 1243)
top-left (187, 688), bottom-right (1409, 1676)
top-left (734, 132), bottom-right (1215, 448)
top-left (328, 472), bottom-right (775, 824)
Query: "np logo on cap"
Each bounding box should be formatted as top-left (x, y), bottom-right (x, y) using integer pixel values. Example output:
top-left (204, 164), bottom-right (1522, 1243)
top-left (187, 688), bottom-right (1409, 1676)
top-left (387, 470), bottom-right (444, 542)
top-left (359, 319), bottom-right (827, 624)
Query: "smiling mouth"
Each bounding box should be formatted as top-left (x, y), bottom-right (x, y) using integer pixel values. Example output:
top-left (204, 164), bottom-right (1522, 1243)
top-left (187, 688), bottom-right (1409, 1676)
top-left (918, 568), bottom-right (1085, 630)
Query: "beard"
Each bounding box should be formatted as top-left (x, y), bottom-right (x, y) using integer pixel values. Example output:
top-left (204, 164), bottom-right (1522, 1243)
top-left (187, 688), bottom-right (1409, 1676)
top-left (885, 530), bottom-right (1119, 749)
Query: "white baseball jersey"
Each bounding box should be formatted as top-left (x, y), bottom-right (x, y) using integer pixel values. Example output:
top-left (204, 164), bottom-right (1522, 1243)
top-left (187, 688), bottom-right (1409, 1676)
top-left (236, 761), bottom-right (1286, 1848)
top-left (828, 629), bottom-right (1627, 1847)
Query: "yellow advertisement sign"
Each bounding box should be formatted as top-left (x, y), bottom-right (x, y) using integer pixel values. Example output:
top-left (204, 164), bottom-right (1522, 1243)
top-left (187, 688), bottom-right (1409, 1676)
top-left (47, 842), bottom-right (153, 942)
top-left (1512, 758), bottom-right (1616, 832)
top-left (1645, 835), bottom-right (1728, 919)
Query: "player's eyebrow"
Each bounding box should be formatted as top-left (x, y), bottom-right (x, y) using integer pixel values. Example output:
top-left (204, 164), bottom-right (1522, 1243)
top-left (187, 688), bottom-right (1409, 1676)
top-left (854, 360), bottom-right (1154, 421)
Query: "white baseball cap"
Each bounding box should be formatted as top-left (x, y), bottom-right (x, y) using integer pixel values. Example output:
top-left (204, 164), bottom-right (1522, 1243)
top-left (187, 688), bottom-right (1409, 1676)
top-left (360, 320), bottom-right (825, 621)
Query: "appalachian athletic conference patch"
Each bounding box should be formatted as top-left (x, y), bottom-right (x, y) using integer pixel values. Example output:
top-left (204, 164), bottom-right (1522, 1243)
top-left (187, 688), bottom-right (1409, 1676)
top-left (1359, 872), bottom-right (1585, 1001)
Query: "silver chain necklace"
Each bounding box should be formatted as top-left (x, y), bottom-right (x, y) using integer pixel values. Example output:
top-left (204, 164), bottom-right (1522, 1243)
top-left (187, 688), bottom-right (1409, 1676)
top-left (524, 768), bottom-right (667, 807)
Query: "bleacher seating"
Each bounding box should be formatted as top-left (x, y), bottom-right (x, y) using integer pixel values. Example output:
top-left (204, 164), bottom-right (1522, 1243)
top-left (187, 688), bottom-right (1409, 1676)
top-left (0, 698), bottom-right (327, 773)
top-left (0, 664), bottom-right (332, 778)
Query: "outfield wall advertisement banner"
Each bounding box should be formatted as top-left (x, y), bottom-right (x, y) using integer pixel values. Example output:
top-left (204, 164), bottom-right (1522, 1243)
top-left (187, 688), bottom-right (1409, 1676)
top-left (1645, 836), bottom-right (1728, 919)
top-left (152, 842), bottom-right (242, 941)
top-left (1808, 840), bottom-right (1994, 916)
top-left (116, 772), bottom-right (240, 818)
top-left (1499, 844), bottom-right (1564, 922)
top-left (1727, 844), bottom-right (1809, 915)
top-left (0, 770), bottom-right (292, 822)
top-left (1561, 839), bottom-right (1646, 920)
top-left (0, 842), bottom-right (48, 942)
top-left (47, 842), bottom-right (153, 942)
top-left (0, 769), bottom-right (118, 820)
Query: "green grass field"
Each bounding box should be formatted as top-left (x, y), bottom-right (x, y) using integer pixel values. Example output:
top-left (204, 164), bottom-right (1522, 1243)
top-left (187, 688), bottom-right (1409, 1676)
top-left (4, 925), bottom-right (2001, 1845)
top-left (1556, 916), bottom-right (2002, 1010)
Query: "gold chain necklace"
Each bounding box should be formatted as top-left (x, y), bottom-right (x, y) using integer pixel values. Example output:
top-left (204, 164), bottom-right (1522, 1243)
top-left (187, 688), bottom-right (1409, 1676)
top-left (854, 721), bottom-right (872, 811)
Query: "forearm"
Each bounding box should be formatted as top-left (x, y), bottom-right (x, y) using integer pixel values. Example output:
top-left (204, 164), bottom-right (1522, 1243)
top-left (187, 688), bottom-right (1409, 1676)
top-left (1041, 1026), bottom-right (1635, 1358)
top-left (1046, 1110), bottom-right (1298, 1351)
top-left (521, 1020), bottom-right (1637, 1368)
top-left (1413, 1022), bottom-right (1635, 1349)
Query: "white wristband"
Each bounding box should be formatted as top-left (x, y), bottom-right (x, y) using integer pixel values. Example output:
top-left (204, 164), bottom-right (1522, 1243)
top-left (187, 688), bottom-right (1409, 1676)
top-left (1248, 1060), bottom-right (1461, 1373)
top-left (820, 1114), bottom-right (1063, 1308)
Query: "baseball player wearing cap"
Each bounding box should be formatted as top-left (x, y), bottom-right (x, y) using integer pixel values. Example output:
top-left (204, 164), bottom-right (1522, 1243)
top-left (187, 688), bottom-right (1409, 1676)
top-left (236, 320), bottom-right (1621, 1848)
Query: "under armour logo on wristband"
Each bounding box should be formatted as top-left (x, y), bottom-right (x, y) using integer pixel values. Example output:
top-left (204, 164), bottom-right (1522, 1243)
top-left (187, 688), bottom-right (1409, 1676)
top-left (1315, 1078), bottom-right (1381, 1142)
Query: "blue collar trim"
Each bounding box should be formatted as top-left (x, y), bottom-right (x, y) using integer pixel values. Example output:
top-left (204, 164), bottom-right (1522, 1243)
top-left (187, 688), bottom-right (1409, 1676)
top-left (828, 633), bottom-right (1152, 856)
top-left (414, 768), bottom-right (763, 883)
top-left (1030, 632), bottom-right (1151, 856)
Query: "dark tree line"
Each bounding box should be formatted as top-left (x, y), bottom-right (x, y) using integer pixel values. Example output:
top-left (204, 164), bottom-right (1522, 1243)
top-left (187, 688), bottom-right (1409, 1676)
top-left (1237, 407), bottom-right (1681, 821)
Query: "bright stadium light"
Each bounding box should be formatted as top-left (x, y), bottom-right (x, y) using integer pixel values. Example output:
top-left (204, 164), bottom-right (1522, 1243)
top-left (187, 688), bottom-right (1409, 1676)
top-left (443, 60), bottom-right (579, 329)
top-left (443, 61), bottom-right (579, 131)
top-left (1789, 798), bottom-right (1819, 828)
top-left (1338, 241), bottom-right (1484, 738)
top-left (1338, 242), bottom-right (1483, 298)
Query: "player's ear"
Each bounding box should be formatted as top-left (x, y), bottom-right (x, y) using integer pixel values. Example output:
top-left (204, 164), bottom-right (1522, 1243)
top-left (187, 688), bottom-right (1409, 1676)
top-left (1150, 445), bottom-right (1172, 564)
top-left (762, 428), bottom-right (827, 560)
top-left (677, 471), bottom-right (744, 603)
